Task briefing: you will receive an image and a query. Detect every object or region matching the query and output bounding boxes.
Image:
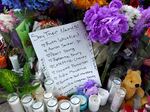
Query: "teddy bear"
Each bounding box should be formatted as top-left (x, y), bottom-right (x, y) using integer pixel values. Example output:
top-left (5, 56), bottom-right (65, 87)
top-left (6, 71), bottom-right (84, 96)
top-left (121, 69), bottom-right (148, 108)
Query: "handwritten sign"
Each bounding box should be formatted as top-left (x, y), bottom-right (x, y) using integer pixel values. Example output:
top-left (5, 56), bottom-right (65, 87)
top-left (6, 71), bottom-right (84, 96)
top-left (29, 21), bottom-right (101, 95)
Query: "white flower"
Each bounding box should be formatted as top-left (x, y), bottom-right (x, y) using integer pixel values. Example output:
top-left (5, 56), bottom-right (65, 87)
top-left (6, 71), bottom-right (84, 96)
top-left (0, 12), bottom-right (17, 32)
top-left (121, 5), bottom-right (141, 28)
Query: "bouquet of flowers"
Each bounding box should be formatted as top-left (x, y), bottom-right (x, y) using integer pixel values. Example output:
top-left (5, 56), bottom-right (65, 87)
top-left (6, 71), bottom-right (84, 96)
top-left (83, 0), bottom-right (150, 83)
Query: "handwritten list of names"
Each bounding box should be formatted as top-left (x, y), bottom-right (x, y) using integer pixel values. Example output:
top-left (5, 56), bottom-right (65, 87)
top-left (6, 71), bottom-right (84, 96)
top-left (29, 21), bottom-right (101, 95)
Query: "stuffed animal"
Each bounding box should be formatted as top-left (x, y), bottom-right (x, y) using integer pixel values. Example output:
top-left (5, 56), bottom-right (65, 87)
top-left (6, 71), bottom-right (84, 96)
top-left (121, 69), bottom-right (148, 108)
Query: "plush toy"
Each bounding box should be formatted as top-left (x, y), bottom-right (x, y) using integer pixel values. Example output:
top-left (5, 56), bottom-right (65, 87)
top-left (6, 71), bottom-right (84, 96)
top-left (121, 69), bottom-right (148, 108)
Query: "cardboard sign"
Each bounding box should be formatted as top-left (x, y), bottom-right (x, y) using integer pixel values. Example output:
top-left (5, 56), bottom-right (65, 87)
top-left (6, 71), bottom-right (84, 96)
top-left (29, 21), bottom-right (101, 95)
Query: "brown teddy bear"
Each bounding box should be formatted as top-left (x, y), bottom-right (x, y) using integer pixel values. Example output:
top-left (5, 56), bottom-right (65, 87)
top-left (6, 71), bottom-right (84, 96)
top-left (121, 69), bottom-right (148, 107)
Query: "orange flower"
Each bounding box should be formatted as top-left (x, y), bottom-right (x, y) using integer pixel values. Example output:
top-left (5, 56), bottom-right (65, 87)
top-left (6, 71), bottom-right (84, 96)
top-left (0, 55), bottom-right (7, 68)
top-left (73, 0), bottom-right (107, 9)
top-left (145, 28), bottom-right (150, 38)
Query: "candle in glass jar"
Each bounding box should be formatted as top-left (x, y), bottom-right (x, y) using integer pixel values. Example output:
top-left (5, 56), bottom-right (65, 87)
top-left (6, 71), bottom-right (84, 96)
top-left (8, 93), bottom-right (25, 112)
top-left (111, 87), bottom-right (126, 112)
top-left (70, 96), bottom-right (80, 112)
top-left (88, 95), bottom-right (101, 112)
top-left (109, 77), bottom-right (121, 103)
top-left (32, 80), bottom-right (45, 101)
top-left (107, 75), bottom-right (116, 91)
top-left (59, 101), bottom-right (71, 112)
top-left (44, 79), bottom-right (54, 93)
top-left (43, 92), bottom-right (53, 104)
top-left (77, 95), bottom-right (87, 111)
top-left (47, 98), bottom-right (58, 112)
top-left (98, 88), bottom-right (109, 106)
top-left (32, 101), bottom-right (45, 112)
top-left (21, 94), bottom-right (34, 112)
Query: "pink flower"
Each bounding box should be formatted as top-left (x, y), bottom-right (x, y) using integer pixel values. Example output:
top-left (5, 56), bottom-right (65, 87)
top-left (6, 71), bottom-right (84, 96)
top-left (0, 10), bottom-right (18, 33)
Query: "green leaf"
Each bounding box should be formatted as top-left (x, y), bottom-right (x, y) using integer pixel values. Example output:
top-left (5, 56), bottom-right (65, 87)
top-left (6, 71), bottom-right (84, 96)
top-left (23, 63), bottom-right (31, 83)
top-left (0, 69), bottom-right (19, 93)
top-left (139, 49), bottom-right (148, 58)
top-left (19, 84), bottom-right (40, 97)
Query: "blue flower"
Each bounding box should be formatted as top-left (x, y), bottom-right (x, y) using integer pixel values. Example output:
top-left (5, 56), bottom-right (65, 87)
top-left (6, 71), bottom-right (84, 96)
top-left (2, 0), bottom-right (23, 9)
top-left (24, 0), bottom-right (52, 11)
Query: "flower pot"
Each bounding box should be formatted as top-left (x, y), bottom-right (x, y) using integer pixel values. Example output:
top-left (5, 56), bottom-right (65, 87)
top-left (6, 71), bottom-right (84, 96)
top-left (9, 55), bottom-right (20, 71)
top-left (0, 55), bottom-right (7, 68)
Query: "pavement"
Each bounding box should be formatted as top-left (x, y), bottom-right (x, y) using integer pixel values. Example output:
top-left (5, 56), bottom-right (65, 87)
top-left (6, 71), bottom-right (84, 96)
top-left (0, 101), bottom-right (111, 112)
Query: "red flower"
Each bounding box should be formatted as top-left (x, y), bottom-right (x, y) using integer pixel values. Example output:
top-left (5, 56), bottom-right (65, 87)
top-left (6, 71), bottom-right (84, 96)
top-left (130, 0), bottom-right (139, 8)
top-left (122, 105), bottom-right (133, 112)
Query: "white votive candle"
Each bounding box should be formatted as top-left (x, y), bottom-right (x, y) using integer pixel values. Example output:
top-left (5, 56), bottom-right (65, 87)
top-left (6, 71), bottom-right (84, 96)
top-left (47, 98), bottom-right (58, 112)
top-left (98, 88), bottom-right (109, 106)
top-left (109, 77), bottom-right (121, 103)
top-left (88, 95), bottom-right (100, 112)
top-left (21, 94), bottom-right (34, 112)
top-left (32, 80), bottom-right (44, 101)
top-left (70, 96), bottom-right (80, 112)
top-left (59, 101), bottom-right (71, 112)
top-left (43, 92), bottom-right (53, 104)
top-left (32, 101), bottom-right (45, 112)
top-left (107, 75), bottom-right (116, 91)
top-left (44, 79), bottom-right (54, 93)
top-left (8, 93), bottom-right (25, 112)
top-left (111, 87), bottom-right (126, 112)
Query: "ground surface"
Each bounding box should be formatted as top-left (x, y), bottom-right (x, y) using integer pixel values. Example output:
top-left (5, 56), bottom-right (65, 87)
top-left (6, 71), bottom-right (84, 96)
top-left (0, 101), bottom-right (111, 112)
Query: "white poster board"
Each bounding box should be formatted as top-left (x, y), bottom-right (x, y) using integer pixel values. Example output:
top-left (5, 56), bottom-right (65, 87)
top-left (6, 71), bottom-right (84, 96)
top-left (29, 21), bottom-right (101, 95)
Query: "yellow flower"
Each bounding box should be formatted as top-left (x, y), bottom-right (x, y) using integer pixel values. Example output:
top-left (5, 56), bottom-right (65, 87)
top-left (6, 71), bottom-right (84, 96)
top-left (73, 0), bottom-right (108, 9)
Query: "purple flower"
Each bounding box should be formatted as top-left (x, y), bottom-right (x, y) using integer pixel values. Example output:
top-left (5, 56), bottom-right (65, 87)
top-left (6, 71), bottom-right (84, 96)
top-left (83, 3), bottom-right (129, 44)
top-left (109, 0), bottom-right (123, 9)
top-left (76, 80), bottom-right (100, 97)
top-left (84, 80), bottom-right (96, 89)
top-left (85, 86), bottom-right (99, 96)
top-left (132, 7), bottom-right (150, 38)
top-left (84, 4), bottom-right (100, 31)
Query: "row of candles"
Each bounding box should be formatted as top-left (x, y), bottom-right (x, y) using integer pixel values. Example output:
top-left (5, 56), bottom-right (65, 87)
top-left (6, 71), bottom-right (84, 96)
top-left (8, 90), bottom-right (109, 112)
top-left (8, 77), bottom-right (126, 112)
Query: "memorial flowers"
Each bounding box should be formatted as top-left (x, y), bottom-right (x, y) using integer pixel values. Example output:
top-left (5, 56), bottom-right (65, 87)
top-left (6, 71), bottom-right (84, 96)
top-left (0, 0), bottom-right (149, 111)
top-left (132, 7), bottom-right (150, 38)
top-left (77, 80), bottom-right (100, 97)
top-left (121, 5), bottom-right (141, 28)
top-left (24, 0), bottom-right (52, 11)
top-left (73, 0), bottom-right (108, 9)
top-left (0, 55), bottom-right (7, 68)
top-left (1, 0), bottom-right (23, 9)
top-left (1, 0), bottom-right (52, 11)
top-left (83, 0), bottom-right (150, 84)
top-left (0, 10), bottom-right (18, 33)
top-left (83, 1), bottom-right (129, 44)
